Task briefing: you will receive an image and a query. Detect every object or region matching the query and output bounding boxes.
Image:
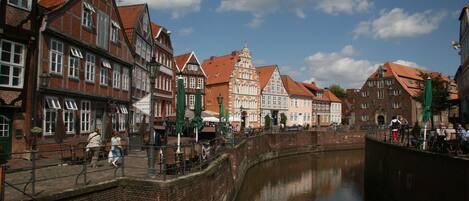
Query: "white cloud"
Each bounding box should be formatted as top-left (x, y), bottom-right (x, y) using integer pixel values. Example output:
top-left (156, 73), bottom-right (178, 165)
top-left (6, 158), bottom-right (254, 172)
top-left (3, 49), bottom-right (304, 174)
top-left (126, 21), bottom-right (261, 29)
top-left (177, 27), bottom-right (194, 36)
top-left (392, 60), bottom-right (423, 69)
top-left (354, 8), bottom-right (447, 39)
top-left (303, 45), bottom-right (377, 88)
top-left (117, 0), bottom-right (202, 18)
top-left (316, 0), bottom-right (373, 15)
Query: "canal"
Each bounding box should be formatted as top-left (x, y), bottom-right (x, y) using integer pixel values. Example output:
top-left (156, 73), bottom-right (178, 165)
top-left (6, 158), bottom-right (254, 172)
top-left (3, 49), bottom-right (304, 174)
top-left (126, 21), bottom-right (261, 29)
top-left (235, 150), bottom-right (364, 201)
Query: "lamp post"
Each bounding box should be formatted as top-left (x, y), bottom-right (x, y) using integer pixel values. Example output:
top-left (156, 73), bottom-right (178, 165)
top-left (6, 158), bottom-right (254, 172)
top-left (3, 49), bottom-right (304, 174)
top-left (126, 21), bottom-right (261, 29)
top-left (147, 57), bottom-right (160, 177)
top-left (240, 105), bottom-right (246, 132)
top-left (217, 94), bottom-right (223, 135)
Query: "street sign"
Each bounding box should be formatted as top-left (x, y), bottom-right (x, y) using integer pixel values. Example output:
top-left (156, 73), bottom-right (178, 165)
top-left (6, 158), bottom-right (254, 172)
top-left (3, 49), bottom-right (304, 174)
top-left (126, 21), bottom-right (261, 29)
top-left (133, 94), bottom-right (151, 115)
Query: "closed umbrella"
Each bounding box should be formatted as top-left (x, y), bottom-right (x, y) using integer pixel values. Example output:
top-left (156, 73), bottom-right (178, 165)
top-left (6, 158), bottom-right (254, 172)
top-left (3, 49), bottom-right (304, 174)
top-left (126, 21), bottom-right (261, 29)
top-left (192, 88), bottom-right (203, 143)
top-left (176, 76), bottom-right (186, 153)
top-left (422, 77), bottom-right (432, 150)
top-left (219, 101), bottom-right (225, 135)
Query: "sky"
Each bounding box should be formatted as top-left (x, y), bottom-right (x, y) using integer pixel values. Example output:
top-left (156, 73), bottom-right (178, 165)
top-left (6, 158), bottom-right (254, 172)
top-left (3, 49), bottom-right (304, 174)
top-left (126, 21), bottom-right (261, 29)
top-left (118, 0), bottom-right (466, 89)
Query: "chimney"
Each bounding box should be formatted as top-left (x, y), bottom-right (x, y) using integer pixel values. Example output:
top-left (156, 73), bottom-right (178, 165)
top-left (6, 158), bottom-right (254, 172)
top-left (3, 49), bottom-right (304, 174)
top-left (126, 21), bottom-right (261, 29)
top-left (231, 51), bottom-right (237, 56)
top-left (210, 56), bottom-right (215, 60)
top-left (311, 81), bottom-right (316, 85)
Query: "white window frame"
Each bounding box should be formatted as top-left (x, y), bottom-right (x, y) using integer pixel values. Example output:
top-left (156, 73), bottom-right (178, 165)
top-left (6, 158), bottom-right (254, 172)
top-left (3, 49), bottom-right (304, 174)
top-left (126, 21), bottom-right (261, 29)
top-left (96, 10), bottom-right (109, 49)
top-left (0, 39), bottom-right (25, 88)
top-left (100, 67), bottom-right (108, 86)
top-left (110, 21), bottom-right (120, 43)
top-left (190, 77), bottom-right (195, 89)
top-left (64, 109), bottom-right (75, 134)
top-left (82, 2), bottom-right (95, 28)
top-left (122, 68), bottom-right (129, 91)
top-left (113, 64), bottom-right (121, 89)
top-left (50, 39), bottom-right (63, 74)
top-left (43, 107), bottom-right (57, 136)
top-left (7, 0), bottom-right (32, 10)
top-left (0, 115), bottom-right (10, 137)
top-left (85, 53), bottom-right (95, 82)
top-left (189, 95), bottom-right (195, 109)
top-left (68, 54), bottom-right (80, 78)
top-left (80, 100), bottom-right (92, 133)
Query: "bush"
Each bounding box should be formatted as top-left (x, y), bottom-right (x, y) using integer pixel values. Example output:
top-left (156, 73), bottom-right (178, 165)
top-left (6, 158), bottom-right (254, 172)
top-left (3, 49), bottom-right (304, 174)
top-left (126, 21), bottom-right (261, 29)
top-left (264, 115), bottom-right (271, 130)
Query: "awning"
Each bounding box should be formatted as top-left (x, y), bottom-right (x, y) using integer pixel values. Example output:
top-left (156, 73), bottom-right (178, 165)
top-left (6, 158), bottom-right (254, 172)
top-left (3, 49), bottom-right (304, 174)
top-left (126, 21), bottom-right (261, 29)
top-left (111, 21), bottom-right (121, 29)
top-left (45, 97), bottom-right (61, 110)
top-left (202, 117), bottom-right (219, 122)
top-left (119, 105), bottom-right (128, 114)
top-left (64, 99), bottom-right (78, 110)
top-left (70, 48), bottom-right (83, 58)
top-left (83, 2), bottom-right (95, 13)
top-left (102, 59), bottom-right (111, 69)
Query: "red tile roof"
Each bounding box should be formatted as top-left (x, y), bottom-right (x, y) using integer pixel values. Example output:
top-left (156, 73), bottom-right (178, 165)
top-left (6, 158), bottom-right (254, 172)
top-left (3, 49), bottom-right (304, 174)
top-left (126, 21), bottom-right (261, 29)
top-left (117, 4), bottom-right (145, 42)
top-left (324, 90), bottom-right (342, 103)
top-left (301, 82), bottom-right (322, 93)
top-left (151, 22), bottom-right (161, 39)
top-left (202, 52), bottom-right (240, 85)
top-left (256, 65), bottom-right (276, 90)
top-left (280, 75), bottom-right (313, 98)
top-left (175, 52), bottom-right (192, 71)
top-left (38, 0), bottom-right (67, 10)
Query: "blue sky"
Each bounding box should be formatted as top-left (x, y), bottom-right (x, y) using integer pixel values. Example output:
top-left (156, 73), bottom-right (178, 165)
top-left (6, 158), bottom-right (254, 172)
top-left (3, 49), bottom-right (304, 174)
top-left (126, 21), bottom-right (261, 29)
top-left (120, 0), bottom-right (466, 88)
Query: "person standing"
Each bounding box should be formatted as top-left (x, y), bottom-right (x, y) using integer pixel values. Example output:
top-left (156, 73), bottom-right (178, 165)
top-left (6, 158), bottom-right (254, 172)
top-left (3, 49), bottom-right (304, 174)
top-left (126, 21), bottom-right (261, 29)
top-left (110, 132), bottom-right (122, 167)
top-left (399, 117), bottom-right (409, 143)
top-left (389, 116), bottom-right (401, 143)
top-left (87, 129), bottom-right (102, 168)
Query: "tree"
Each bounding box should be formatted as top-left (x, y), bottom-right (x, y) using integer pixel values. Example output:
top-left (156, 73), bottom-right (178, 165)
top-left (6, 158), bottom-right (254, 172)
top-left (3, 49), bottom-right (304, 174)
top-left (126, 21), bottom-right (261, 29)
top-left (280, 113), bottom-right (287, 126)
top-left (417, 72), bottom-right (451, 128)
top-left (329, 84), bottom-right (347, 98)
top-left (264, 115), bottom-right (271, 130)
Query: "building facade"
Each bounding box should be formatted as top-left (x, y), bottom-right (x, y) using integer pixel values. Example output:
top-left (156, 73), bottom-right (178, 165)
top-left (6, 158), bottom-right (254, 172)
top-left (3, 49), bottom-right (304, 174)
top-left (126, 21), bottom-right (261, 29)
top-left (175, 51), bottom-right (207, 111)
top-left (256, 65), bottom-right (288, 126)
top-left (325, 90), bottom-right (342, 124)
top-left (355, 62), bottom-right (458, 129)
top-left (0, 0), bottom-right (39, 154)
top-left (203, 46), bottom-right (261, 128)
top-left (118, 4), bottom-right (154, 144)
top-left (281, 76), bottom-right (313, 127)
top-left (456, 5), bottom-right (469, 123)
top-left (36, 0), bottom-right (134, 148)
top-left (151, 22), bottom-right (176, 124)
top-left (301, 83), bottom-right (331, 127)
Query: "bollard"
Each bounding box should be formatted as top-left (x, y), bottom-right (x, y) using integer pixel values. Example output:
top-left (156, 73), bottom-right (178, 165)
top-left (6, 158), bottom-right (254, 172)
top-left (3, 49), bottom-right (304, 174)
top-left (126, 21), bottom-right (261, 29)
top-left (0, 162), bottom-right (5, 201)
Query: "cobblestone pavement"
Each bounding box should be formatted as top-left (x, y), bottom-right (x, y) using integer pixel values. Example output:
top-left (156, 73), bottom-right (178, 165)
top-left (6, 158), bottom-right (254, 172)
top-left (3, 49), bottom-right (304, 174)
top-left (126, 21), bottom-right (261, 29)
top-left (4, 151), bottom-right (165, 201)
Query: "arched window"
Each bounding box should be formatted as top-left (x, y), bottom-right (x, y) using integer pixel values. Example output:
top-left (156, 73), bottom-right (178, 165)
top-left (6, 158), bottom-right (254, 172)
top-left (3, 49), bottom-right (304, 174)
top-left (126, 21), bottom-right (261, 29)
top-left (0, 115), bottom-right (10, 137)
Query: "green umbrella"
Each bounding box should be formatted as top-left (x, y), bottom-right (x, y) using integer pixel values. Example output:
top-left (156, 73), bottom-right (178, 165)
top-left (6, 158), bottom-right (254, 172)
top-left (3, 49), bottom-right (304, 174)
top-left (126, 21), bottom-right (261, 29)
top-left (422, 77), bottom-right (432, 150)
top-left (219, 100), bottom-right (225, 135)
top-left (192, 88), bottom-right (203, 142)
top-left (176, 76), bottom-right (186, 153)
top-left (225, 110), bottom-right (230, 126)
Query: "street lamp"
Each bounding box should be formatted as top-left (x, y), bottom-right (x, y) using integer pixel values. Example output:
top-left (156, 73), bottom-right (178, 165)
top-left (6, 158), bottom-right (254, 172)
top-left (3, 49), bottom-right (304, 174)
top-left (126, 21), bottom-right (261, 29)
top-left (217, 94), bottom-right (223, 135)
top-left (147, 57), bottom-right (161, 177)
top-left (240, 105), bottom-right (246, 131)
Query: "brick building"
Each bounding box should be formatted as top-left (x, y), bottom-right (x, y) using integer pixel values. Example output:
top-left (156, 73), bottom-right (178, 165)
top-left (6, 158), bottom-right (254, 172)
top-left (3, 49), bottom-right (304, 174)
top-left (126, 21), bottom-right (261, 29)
top-left (36, 0), bottom-right (134, 149)
top-left (175, 51), bottom-right (206, 111)
top-left (0, 0), bottom-right (40, 154)
top-left (256, 65), bottom-right (288, 126)
top-left (203, 46), bottom-right (261, 128)
top-left (150, 21), bottom-right (176, 125)
top-left (281, 76), bottom-right (313, 127)
top-left (456, 4), bottom-right (469, 123)
top-left (355, 62), bottom-right (458, 128)
top-left (301, 82), bottom-right (331, 127)
top-left (341, 89), bottom-right (360, 126)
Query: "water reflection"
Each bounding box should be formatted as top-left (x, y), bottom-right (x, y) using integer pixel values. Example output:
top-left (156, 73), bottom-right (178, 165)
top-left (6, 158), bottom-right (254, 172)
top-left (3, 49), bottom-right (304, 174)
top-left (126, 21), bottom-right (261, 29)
top-left (236, 150), bottom-right (364, 201)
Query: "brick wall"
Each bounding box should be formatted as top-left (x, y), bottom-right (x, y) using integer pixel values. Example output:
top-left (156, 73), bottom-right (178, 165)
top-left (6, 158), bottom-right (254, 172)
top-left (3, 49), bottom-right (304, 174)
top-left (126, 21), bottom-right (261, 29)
top-left (46, 131), bottom-right (364, 201)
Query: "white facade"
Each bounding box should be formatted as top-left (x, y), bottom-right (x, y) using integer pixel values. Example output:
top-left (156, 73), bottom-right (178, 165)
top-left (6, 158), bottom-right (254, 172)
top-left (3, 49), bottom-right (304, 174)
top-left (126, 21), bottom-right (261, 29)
top-left (287, 97), bottom-right (312, 127)
top-left (260, 67), bottom-right (288, 126)
top-left (330, 102), bottom-right (342, 124)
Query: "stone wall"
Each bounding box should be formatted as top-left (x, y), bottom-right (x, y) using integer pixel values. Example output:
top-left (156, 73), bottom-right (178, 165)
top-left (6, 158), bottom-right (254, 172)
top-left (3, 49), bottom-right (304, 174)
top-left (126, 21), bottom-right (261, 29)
top-left (365, 137), bottom-right (469, 201)
top-left (39, 131), bottom-right (364, 201)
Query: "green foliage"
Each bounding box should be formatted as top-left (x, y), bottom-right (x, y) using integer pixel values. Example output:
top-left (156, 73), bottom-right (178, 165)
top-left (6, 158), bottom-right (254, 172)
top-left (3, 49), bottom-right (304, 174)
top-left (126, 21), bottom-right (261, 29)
top-left (280, 113), bottom-right (287, 125)
top-left (264, 115), bottom-right (271, 130)
top-left (417, 72), bottom-right (451, 114)
top-left (329, 84), bottom-right (347, 98)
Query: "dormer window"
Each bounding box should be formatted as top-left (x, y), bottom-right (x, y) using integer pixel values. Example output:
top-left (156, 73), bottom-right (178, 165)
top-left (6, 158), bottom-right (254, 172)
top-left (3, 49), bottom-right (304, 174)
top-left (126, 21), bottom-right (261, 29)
top-left (142, 12), bottom-right (149, 35)
top-left (378, 66), bottom-right (385, 78)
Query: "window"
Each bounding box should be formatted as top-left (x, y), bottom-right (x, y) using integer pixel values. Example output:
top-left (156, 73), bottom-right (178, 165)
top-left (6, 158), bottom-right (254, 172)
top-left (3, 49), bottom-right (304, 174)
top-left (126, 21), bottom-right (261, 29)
top-left (82, 2), bottom-right (94, 28)
top-left (361, 91), bottom-right (368, 97)
top-left (81, 100), bottom-right (92, 132)
top-left (190, 77), bottom-right (195, 89)
top-left (0, 40), bottom-right (25, 88)
top-left (100, 67), bottom-right (108, 85)
top-left (8, 0), bottom-right (31, 10)
top-left (377, 80), bottom-right (384, 88)
top-left (197, 78), bottom-right (204, 89)
top-left (189, 95), bottom-right (195, 109)
top-left (122, 68), bottom-right (129, 91)
top-left (113, 64), bottom-right (121, 89)
top-left (46, 96), bottom-right (61, 109)
top-left (0, 115), bottom-right (10, 137)
top-left (85, 53), bottom-right (95, 82)
top-left (110, 21), bottom-right (120, 43)
top-left (377, 90), bottom-right (384, 99)
top-left (43, 96), bottom-right (60, 136)
top-left (118, 114), bottom-right (126, 131)
top-left (187, 64), bottom-right (198, 71)
top-left (361, 115), bottom-right (369, 122)
top-left (50, 39), bottom-right (63, 74)
top-left (64, 99), bottom-right (78, 110)
top-left (361, 103), bottom-right (368, 109)
top-left (96, 11), bottom-right (109, 49)
top-left (392, 102), bottom-right (401, 109)
top-left (386, 79), bottom-right (394, 86)
top-left (183, 77), bottom-right (187, 88)
top-left (64, 109), bottom-right (75, 134)
top-left (69, 54), bottom-right (80, 78)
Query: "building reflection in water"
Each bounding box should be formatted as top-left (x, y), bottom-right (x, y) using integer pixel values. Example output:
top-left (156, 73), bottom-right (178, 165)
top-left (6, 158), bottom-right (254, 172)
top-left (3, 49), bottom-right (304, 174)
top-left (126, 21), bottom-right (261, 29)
top-left (236, 150), bottom-right (364, 201)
